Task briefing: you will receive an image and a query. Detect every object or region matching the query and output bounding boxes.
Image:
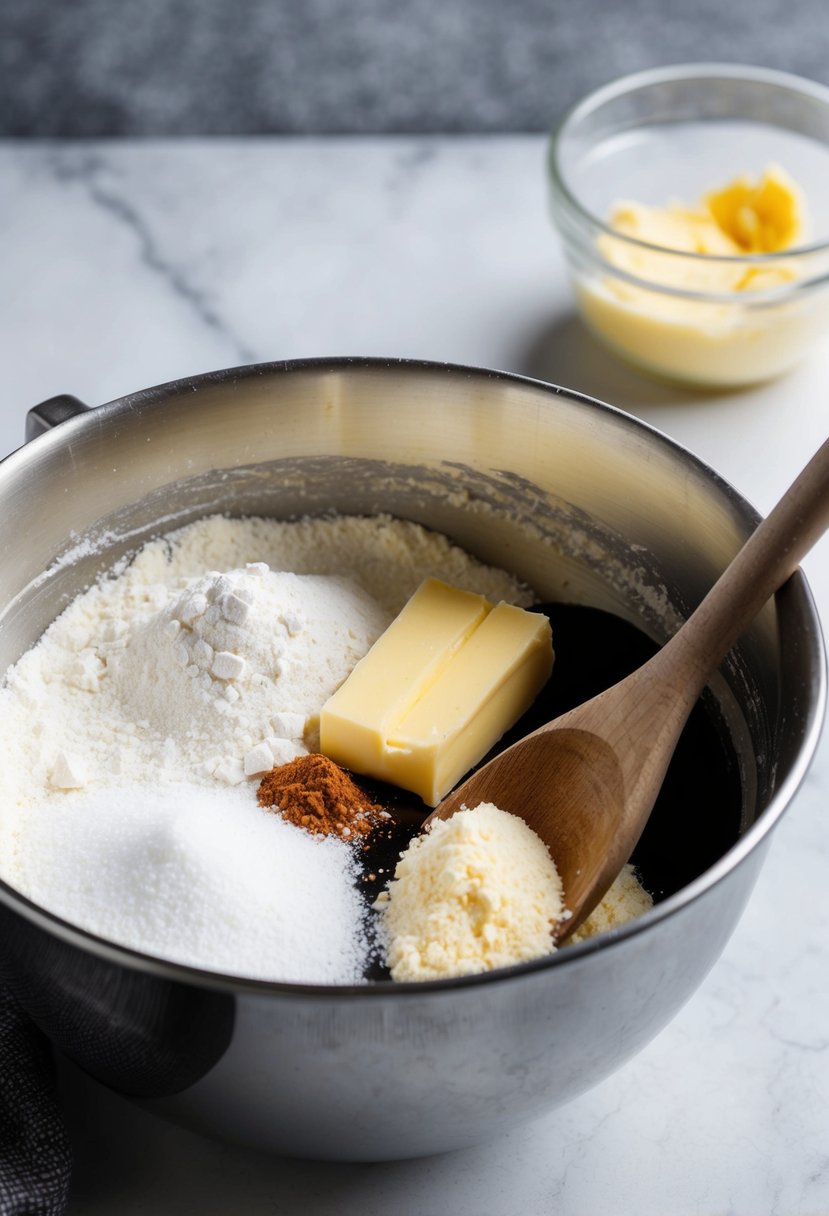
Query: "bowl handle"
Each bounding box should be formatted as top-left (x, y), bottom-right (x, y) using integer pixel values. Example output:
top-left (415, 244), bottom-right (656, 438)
top-left (25, 394), bottom-right (91, 443)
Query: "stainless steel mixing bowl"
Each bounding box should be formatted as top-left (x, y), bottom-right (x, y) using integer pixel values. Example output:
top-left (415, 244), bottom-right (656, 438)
top-left (0, 358), bottom-right (824, 1160)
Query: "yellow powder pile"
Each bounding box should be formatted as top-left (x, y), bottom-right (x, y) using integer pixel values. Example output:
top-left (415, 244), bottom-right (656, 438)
top-left (376, 802), bottom-right (564, 981)
top-left (569, 863), bottom-right (653, 944)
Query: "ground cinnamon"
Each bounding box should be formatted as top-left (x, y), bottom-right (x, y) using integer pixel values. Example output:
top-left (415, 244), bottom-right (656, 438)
top-left (257, 753), bottom-right (386, 839)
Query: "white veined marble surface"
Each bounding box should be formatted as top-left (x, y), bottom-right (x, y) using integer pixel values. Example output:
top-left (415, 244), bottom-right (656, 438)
top-left (0, 136), bottom-right (827, 1216)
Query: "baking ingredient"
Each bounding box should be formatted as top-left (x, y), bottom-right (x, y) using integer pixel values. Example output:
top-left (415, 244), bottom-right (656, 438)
top-left (0, 513), bottom-right (530, 983)
top-left (605, 164), bottom-right (805, 286)
top-left (320, 578), bottom-right (554, 805)
top-left (377, 805), bottom-right (653, 982)
top-left (376, 802), bottom-right (564, 981)
top-left (0, 514), bottom-right (528, 813)
top-left (11, 781), bottom-right (367, 984)
top-left (257, 753), bottom-right (385, 839)
top-left (0, 514), bottom-right (655, 984)
top-left (108, 563), bottom-right (390, 785)
top-left (705, 166), bottom-right (803, 253)
top-left (569, 863), bottom-right (653, 943)
top-left (578, 164), bottom-right (821, 387)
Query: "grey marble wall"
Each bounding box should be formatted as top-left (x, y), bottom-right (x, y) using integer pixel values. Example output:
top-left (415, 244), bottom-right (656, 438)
top-left (1, 0), bottom-right (826, 136)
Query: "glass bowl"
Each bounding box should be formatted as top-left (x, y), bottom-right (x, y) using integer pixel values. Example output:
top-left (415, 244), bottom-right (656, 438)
top-left (548, 64), bottom-right (829, 388)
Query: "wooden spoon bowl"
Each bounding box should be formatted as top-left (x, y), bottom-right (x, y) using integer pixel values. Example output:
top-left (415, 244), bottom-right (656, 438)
top-left (426, 435), bottom-right (829, 940)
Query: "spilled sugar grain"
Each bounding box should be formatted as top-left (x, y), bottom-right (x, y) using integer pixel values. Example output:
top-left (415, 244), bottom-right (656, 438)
top-left (13, 781), bottom-right (369, 985)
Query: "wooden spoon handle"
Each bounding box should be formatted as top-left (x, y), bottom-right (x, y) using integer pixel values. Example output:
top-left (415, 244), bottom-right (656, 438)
top-left (666, 434), bottom-right (829, 689)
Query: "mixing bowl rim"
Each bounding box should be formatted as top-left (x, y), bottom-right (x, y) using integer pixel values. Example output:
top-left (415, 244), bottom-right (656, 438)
top-left (548, 61), bottom-right (829, 273)
top-left (0, 354), bottom-right (824, 998)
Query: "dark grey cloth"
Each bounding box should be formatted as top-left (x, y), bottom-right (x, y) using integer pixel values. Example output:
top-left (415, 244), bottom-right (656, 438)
top-left (1, 0), bottom-right (827, 137)
top-left (0, 990), bottom-right (70, 1216)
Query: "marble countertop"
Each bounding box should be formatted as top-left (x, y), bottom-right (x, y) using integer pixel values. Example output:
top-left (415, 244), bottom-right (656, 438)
top-left (1, 135), bottom-right (827, 1215)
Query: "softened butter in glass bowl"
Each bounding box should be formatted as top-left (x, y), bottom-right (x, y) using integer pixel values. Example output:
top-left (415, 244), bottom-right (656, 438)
top-left (548, 63), bottom-right (829, 388)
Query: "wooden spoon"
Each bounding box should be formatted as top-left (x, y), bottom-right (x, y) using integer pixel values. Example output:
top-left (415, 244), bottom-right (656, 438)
top-left (425, 436), bottom-right (829, 942)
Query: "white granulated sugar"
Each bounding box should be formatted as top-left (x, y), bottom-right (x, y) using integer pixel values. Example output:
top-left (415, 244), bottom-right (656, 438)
top-left (13, 782), bottom-right (366, 984)
top-left (0, 513), bottom-right (531, 983)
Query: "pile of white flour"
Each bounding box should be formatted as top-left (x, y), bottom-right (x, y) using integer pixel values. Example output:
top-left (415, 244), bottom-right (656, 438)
top-left (0, 513), bottom-right (531, 983)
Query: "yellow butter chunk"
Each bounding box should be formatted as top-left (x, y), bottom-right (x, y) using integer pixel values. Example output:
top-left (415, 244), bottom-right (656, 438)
top-left (320, 579), bottom-right (553, 806)
top-left (602, 164), bottom-right (805, 295)
top-left (388, 602), bottom-right (554, 805)
top-left (609, 200), bottom-right (738, 257)
top-left (320, 578), bottom-right (491, 783)
top-left (705, 165), bottom-right (803, 253)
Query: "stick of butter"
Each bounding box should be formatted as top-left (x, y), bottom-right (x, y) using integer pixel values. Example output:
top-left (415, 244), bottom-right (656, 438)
top-left (319, 578), bottom-right (553, 806)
